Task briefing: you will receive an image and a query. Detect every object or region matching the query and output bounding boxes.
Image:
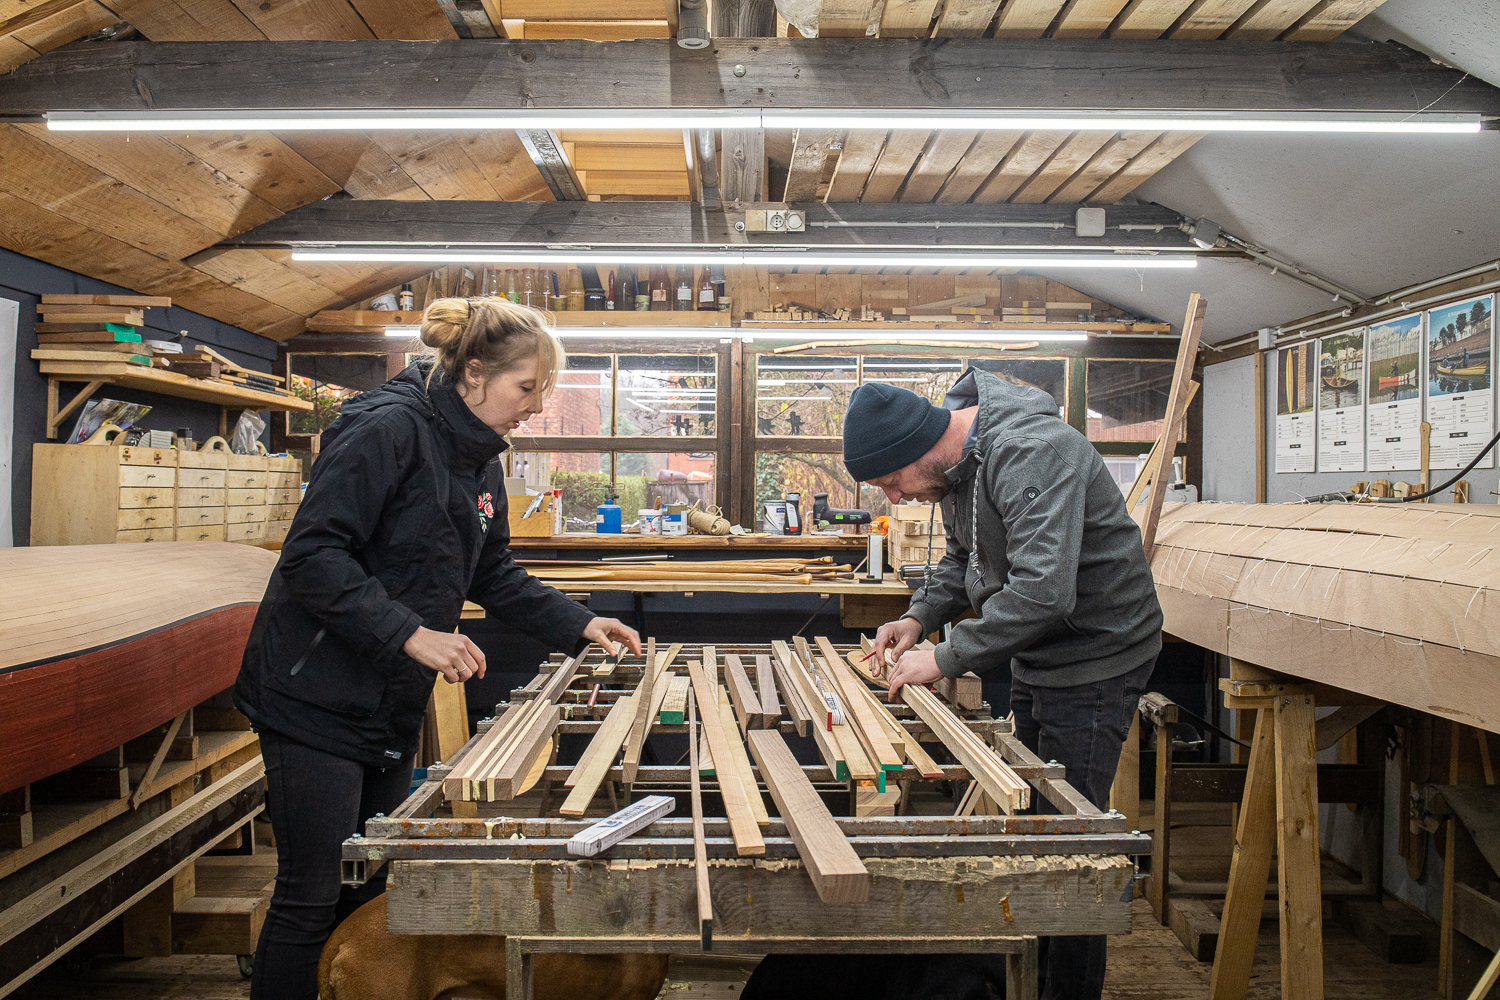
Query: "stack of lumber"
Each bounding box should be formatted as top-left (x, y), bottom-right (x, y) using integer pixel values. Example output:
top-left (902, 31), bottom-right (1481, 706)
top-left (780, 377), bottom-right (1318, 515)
top-left (887, 503), bottom-right (947, 571)
top-left (441, 654), bottom-right (579, 803)
top-left (193, 345), bottom-right (296, 399)
top-left (520, 557), bottom-right (852, 587)
top-left (1151, 501), bottom-right (1500, 732)
top-left (33, 295), bottom-right (170, 368)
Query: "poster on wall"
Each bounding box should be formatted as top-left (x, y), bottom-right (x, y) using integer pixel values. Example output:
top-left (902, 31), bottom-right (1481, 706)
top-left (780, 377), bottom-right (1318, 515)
top-left (1317, 330), bottom-right (1366, 472)
top-left (1275, 342), bottom-right (1316, 473)
top-left (1425, 294), bottom-right (1494, 470)
top-left (1365, 312), bottom-right (1423, 471)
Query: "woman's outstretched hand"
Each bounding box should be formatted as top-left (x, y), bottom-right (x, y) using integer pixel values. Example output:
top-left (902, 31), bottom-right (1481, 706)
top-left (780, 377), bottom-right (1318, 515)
top-left (403, 626), bottom-right (486, 685)
top-left (583, 617), bottom-right (644, 658)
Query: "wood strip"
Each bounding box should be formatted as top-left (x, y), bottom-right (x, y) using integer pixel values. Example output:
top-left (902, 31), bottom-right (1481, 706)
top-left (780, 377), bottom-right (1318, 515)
top-left (9, 1), bottom-right (115, 57)
top-left (747, 729), bottom-right (870, 903)
top-left (487, 703), bottom-right (560, 800)
top-left (1045, 130), bottom-right (1161, 203)
top-left (273, 133), bottom-right (429, 201)
top-left (933, 0), bottom-right (1003, 36)
top-left (1051, 0), bottom-right (1131, 35)
top-left (659, 674), bottom-right (691, 724)
top-left (770, 641), bottom-right (842, 772)
top-left (783, 128), bottom-right (837, 202)
top-left (169, 131), bottom-right (341, 214)
top-left (1282, 0), bottom-right (1385, 40)
top-left (685, 659), bottom-right (765, 855)
top-left (620, 642), bottom-right (662, 781)
top-left (347, 0), bottom-right (458, 37)
top-left (1137, 292), bottom-right (1204, 561)
top-left (99, 0), bottom-right (267, 41)
top-left (128, 712), bottom-right (186, 811)
top-left (933, 130), bottom-right (1024, 203)
top-left (559, 692), bottom-right (638, 817)
top-left (723, 654), bottom-right (764, 733)
top-left (1167, 0), bottom-right (1257, 38)
top-left (815, 637), bottom-right (902, 770)
top-left (518, 19), bottom-right (671, 39)
top-left (471, 700), bottom-right (551, 799)
top-left (878, 0), bottom-right (941, 35)
top-left (824, 129), bottom-right (886, 203)
top-left (447, 702), bottom-right (532, 801)
top-left (754, 654), bottom-right (782, 728)
top-left (225, 0), bottom-right (374, 39)
top-left (1084, 131), bottom-right (1204, 203)
top-left (859, 130), bottom-right (930, 203)
top-left (1010, 131), bottom-right (1113, 203)
top-left (902, 684), bottom-right (1029, 812)
top-left (1107, 0), bottom-right (1194, 36)
top-left (972, 131), bottom-right (1070, 203)
top-left (717, 689), bottom-right (769, 826)
top-left (898, 130), bottom-right (978, 203)
top-left (992, 0), bottom-right (1067, 37)
top-left (769, 641), bottom-right (812, 737)
top-left (687, 689), bottom-right (713, 948)
top-left (1222, 0), bottom-right (1320, 38)
top-left (817, 0), bottom-right (883, 35)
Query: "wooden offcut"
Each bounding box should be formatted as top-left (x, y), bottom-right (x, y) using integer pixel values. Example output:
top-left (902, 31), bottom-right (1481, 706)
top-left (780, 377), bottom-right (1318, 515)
top-left (685, 658), bottom-right (765, 856)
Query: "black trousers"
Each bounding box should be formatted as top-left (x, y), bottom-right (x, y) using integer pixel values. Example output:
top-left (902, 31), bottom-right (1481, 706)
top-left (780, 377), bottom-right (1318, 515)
top-left (741, 657), bottom-right (1153, 1000)
top-left (1011, 657), bottom-right (1155, 1000)
top-left (250, 726), bottom-right (414, 1000)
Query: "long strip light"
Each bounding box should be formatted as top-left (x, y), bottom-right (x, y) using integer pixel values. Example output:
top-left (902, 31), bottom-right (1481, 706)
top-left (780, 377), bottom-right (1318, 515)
top-left (301, 250), bottom-right (1196, 269)
top-left (385, 326), bottom-right (1092, 343)
top-left (46, 109), bottom-right (1481, 134)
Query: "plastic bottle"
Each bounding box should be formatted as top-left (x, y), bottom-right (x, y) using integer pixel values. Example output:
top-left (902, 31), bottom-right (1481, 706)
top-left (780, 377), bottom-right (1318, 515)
top-left (596, 488), bottom-right (623, 534)
top-left (398, 283), bottom-right (415, 312)
top-left (521, 269), bottom-right (539, 307)
top-left (605, 269), bottom-right (617, 311)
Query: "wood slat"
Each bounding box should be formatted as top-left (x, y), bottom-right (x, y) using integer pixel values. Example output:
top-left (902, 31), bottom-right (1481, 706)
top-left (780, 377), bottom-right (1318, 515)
top-left (1084, 131), bottom-right (1204, 203)
top-left (0, 34), bottom-right (37, 73)
top-left (933, 130), bottom-right (1024, 203)
top-left (570, 143), bottom-right (686, 172)
top-left (1222, 0), bottom-right (1320, 38)
top-left (823, 129), bottom-right (886, 203)
top-left (555, 129), bottom-right (684, 145)
top-left (1050, 0), bottom-right (1130, 35)
top-left (898, 129), bottom-right (976, 203)
top-left (933, 0), bottom-right (1002, 35)
top-left (192, 249), bottom-right (347, 315)
top-left (347, 0), bottom-right (458, 38)
top-left (500, 0), bottom-right (664, 15)
top-left (8, 0), bottom-right (115, 55)
top-left (518, 20), bottom-right (671, 39)
top-left (456, 130), bottom-right (554, 200)
top-left (992, 0), bottom-right (1066, 36)
top-left (878, 0), bottom-right (940, 35)
top-left (272, 133), bottom-right (430, 201)
top-left (1167, 0), bottom-right (1257, 37)
top-left (170, 132), bottom-right (342, 214)
top-left (1107, 0), bottom-right (1194, 36)
top-left (970, 130), bottom-right (1069, 203)
top-left (368, 132), bottom-right (502, 201)
top-left (582, 171), bottom-right (689, 196)
top-left (225, 0), bottom-right (374, 38)
top-left (1283, 0), bottom-right (1387, 40)
top-left (783, 128), bottom-right (837, 202)
top-left (818, 0), bottom-right (882, 36)
top-left (100, 0), bottom-right (267, 40)
top-left (685, 658), bottom-right (764, 856)
top-left (1045, 130), bottom-right (1160, 203)
top-left (859, 130), bottom-right (930, 202)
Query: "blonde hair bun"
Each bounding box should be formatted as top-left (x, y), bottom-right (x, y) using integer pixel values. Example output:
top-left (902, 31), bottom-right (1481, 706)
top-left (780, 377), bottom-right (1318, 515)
top-left (419, 298), bottom-right (471, 350)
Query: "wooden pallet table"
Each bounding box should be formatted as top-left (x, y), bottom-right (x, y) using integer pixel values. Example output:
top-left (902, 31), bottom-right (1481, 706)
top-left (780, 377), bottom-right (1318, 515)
top-left (344, 641), bottom-right (1145, 1000)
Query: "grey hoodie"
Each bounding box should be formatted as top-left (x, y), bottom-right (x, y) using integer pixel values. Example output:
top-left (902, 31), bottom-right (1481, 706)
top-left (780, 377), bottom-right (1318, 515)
top-left (905, 369), bottom-right (1162, 688)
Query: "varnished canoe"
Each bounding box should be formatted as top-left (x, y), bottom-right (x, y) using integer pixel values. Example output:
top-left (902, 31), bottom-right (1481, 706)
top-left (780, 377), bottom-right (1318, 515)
top-left (0, 543), bottom-right (276, 794)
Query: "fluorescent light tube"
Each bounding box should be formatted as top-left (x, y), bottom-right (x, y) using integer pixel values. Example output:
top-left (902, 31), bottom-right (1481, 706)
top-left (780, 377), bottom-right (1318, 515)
top-left (760, 111), bottom-right (1482, 134)
top-left (383, 325), bottom-right (422, 338)
top-left (296, 250), bottom-right (1196, 269)
top-left (750, 329), bottom-right (1089, 343)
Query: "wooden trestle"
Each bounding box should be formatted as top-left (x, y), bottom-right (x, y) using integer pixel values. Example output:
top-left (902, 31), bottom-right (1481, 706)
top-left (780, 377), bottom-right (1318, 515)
top-left (343, 641), bottom-right (1146, 1000)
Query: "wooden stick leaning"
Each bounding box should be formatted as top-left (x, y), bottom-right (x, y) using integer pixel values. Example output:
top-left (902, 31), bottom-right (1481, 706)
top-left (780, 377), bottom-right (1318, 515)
top-left (746, 729), bottom-right (870, 904)
top-left (685, 658), bottom-right (765, 856)
top-left (687, 689), bottom-right (714, 951)
top-left (1124, 380), bottom-right (1200, 513)
top-left (130, 711), bottom-right (187, 810)
top-left (1139, 292), bottom-right (1206, 561)
top-left (816, 636), bottom-right (903, 771)
top-left (769, 640), bottom-right (812, 737)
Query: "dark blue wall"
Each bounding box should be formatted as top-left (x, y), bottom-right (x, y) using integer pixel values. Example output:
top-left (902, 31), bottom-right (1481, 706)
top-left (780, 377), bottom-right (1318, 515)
top-left (3, 247), bottom-right (278, 545)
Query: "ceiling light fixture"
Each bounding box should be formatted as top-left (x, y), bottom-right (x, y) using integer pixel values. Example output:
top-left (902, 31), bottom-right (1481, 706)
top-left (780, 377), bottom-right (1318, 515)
top-left (758, 110), bottom-right (1483, 134)
top-left (45, 109), bottom-right (760, 132)
top-left (297, 250), bottom-right (1196, 269)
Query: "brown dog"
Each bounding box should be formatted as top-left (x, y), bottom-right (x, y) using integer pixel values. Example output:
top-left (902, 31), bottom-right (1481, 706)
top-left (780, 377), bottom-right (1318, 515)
top-left (317, 895), bottom-right (671, 1000)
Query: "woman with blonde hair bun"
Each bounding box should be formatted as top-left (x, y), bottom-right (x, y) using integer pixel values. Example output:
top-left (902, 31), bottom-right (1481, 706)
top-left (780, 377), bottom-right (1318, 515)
top-left (234, 296), bottom-right (642, 1000)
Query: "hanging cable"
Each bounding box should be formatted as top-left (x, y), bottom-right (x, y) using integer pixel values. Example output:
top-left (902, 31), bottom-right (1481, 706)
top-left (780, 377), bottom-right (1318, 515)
top-left (1302, 426), bottom-right (1500, 504)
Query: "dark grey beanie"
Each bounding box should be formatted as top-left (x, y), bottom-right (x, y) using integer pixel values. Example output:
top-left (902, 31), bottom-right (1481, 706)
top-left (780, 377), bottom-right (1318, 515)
top-left (842, 382), bottom-right (952, 482)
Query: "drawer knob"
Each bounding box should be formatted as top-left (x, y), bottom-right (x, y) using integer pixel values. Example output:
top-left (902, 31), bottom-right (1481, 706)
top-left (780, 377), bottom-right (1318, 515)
top-left (146, 494), bottom-right (157, 500)
top-left (145, 516), bottom-right (155, 523)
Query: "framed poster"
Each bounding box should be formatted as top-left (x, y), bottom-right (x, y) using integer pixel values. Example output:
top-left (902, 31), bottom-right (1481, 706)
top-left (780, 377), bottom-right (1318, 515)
top-left (1275, 341), bottom-right (1316, 473)
top-left (1365, 313), bottom-right (1423, 471)
top-left (1425, 294), bottom-right (1494, 470)
top-left (1317, 330), bottom-right (1366, 472)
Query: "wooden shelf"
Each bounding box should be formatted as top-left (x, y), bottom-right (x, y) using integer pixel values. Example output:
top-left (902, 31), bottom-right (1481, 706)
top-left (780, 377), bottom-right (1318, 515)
top-left (508, 532), bottom-right (867, 550)
top-left (308, 308), bottom-right (731, 334)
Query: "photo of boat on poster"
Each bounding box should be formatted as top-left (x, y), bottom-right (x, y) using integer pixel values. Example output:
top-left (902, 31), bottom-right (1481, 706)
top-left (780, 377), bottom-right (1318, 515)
top-left (1427, 295), bottom-right (1492, 398)
top-left (1319, 331), bottom-right (1364, 409)
top-left (1366, 313), bottom-right (1422, 404)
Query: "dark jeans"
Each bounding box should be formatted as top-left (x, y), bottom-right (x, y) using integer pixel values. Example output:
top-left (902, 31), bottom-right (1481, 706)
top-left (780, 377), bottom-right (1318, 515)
top-left (1012, 656), bottom-right (1155, 1000)
top-left (250, 727), bottom-right (414, 1000)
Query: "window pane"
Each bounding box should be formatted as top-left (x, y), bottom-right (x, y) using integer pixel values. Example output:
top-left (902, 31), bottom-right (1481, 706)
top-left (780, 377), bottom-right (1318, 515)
top-left (1086, 360), bottom-right (1181, 442)
top-left (756, 357), bottom-right (856, 438)
top-left (860, 357), bottom-right (965, 404)
top-left (968, 358), bottom-right (1068, 414)
top-left (1100, 455), bottom-right (1150, 497)
top-left (510, 451), bottom-right (609, 527)
top-left (285, 354), bottom-right (387, 436)
top-left (516, 355), bottom-right (610, 437)
top-left (754, 452), bottom-right (859, 529)
top-left (616, 355), bottom-right (717, 437)
top-left (617, 452), bottom-right (715, 514)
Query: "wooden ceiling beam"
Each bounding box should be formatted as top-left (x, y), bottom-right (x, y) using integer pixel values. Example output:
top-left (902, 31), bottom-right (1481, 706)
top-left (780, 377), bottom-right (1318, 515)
top-left (7, 38), bottom-right (1491, 117)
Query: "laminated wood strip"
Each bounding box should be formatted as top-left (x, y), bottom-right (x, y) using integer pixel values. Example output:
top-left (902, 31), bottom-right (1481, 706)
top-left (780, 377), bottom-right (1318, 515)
top-left (486, 703), bottom-right (560, 800)
top-left (754, 655), bottom-right (782, 728)
top-left (747, 729), bottom-right (870, 903)
top-left (559, 691), bottom-right (639, 817)
top-left (723, 654), bottom-right (764, 733)
top-left (442, 701), bottom-right (525, 801)
top-left (621, 639), bottom-right (657, 783)
top-left (815, 639), bottom-right (902, 771)
top-left (717, 689), bottom-right (769, 826)
top-left (769, 642), bottom-right (812, 738)
top-left (903, 684), bottom-right (1029, 812)
top-left (685, 659), bottom-right (765, 856)
top-left (469, 699), bottom-right (553, 800)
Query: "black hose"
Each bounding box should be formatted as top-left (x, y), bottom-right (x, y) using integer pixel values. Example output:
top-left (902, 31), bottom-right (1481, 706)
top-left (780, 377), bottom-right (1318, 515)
top-left (1303, 425), bottom-right (1500, 504)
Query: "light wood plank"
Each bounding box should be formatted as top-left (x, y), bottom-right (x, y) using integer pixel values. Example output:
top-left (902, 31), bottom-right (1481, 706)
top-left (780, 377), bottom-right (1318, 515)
top-left (747, 729), bottom-right (870, 903)
top-left (716, 689), bottom-right (769, 826)
top-left (783, 128), bottom-right (837, 202)
top-left (815, 637), bottom-right (902, 770)
top-left (621, 640), bottom-right (664, 782)
top-left (723, 654), bottom-right (764, 733)
top-left (754, 654), bottom-right (782, 727)
top-left (824, 129), bottom-right (886, 203)
top-left (1283, 0), bottom-right (1386, 40)
top-left (687, 689), bottom-right (712, 945)
top-left (581, 170), bottom-right (689, 197)
top-left (898, 129), bottom-right (977, 203)
top-left (500, 0), bottom-right (664, 15)
top-left (685, 659), bottom-right (765, 856)
top-left (556, 129), bottom-right (684, 145)
top-left (818, 0), bottom-right (883, 35)
top-left (347, 0), bottom-right (457, 37)
top-left (992, 0), bottom-right (1066, 36)
top-left (1207, 708), bottom-right (1277, 999)
top-left (1084, 131), bottom-right (1204, 203)
top-left (1010, 131), bottom-right (1112, 203)
top-left (225, 0), bottom-right (374, 38)
top-left (0, 34), bottom-right (37, 73)
top-left (1051, 0), bottom-right (1130, 36)
top-left (487, 703), bottom-right (559, 800)
top-left (1045, 130), bottom-right (1160, 203)
top-left (933, 0), bottom-right (1003, 36)
top-left (571, 143), bottom-right (687, 172)
top-left (368, 132), bottom-right (502, 201)
top-left (972, 130), bottom-right (1070, 203)
top-left (902, 684), bottom-right (1029, 812)
top-left (559, 691), bottom-right (638, 816)
top-left (192, 250), bottom-right (345, 315)
top-left (1137, 293), bottom-right (1203, 561)
top-left (1222, 0), bottom-right (1319, 38)
top-left (9, 0), bottom-right (114, 55)
top-left (273, 133), bottom-right (429, 201)
top-left (1107, 0), bottom-right (1194, 36)
top-left (520, 19), bottom-right (671, 39)
top-left (860, 130), bottom-right (930, 202)
top-left (100, 0), bottom-right (266, 40)
top-left (1274, 695), bottom-right (1324, 1000)
top-left (170, 131), bottom-right (341, 214)
top-left (933, 130), bottom-right (1024, 203)
top-left (1168, 0), bottom-right (1257, 38)
top-left (878, 0), bottom-right (940, 36)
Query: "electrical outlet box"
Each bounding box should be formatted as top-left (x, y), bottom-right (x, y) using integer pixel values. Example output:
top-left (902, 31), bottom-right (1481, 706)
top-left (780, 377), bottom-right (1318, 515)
top-left (1074, 207), bottom-right (1106, 238)
top-left (743, 207), bottom-right (806, 233)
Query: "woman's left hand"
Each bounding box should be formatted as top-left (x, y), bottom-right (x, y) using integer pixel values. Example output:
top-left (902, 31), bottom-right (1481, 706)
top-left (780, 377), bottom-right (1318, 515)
top-left (582, 617), bottom-right (644, 658)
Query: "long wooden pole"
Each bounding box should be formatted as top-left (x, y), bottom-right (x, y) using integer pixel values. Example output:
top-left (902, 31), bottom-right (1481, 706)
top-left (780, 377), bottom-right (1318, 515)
top-left (1141, 292), bottom-right (1207, 562)
top-left (688, 689), bottom-right (714, 951)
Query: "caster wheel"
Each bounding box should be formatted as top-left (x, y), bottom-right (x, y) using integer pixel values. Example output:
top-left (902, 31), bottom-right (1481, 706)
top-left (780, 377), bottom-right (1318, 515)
top-left (62, 951), bottom-right (92, 978)
top-left (238, 954), bottom-right (254, 979)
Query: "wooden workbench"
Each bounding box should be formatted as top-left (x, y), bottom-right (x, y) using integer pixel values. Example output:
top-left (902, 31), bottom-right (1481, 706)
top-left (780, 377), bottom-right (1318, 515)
top-left (507, 532), bottom-right (869, 551)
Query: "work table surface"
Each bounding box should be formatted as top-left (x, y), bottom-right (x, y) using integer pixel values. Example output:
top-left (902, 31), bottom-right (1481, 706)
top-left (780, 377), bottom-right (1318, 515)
top-left (507, 532), bottom-right (870, 551)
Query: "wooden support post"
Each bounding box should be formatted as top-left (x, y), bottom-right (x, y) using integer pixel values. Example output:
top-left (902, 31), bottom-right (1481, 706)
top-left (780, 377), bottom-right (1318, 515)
top-left (1209, 706), bottom-right (1278, 998)
top-left (1109, 710), bottom-right (1141, 830)
top-left (1149, 701), bottom-right (1176, 924)
top-left (131, 711), bottom-right (188, 810)
top-left (1274, 694), bottom-right (1324, 1000)
top-left (0, 785), bottom-right (32, 849)
top-left (1141, 293), bottom-right (1206, 560)
top-left (46, 379), bottom-right (105, 439)
top-left (1006, 937), bottom-right (1041, 1000)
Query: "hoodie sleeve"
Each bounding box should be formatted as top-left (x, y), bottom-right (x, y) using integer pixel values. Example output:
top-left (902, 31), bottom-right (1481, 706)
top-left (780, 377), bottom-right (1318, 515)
top-left (934, 436), bottom-right (1086, 679)
top-left (902, 499), bottom-right (974, 634)
top-left (276, 409), bottom-right (425, 666)
top-left (468, 490), bottom-right (596, 653)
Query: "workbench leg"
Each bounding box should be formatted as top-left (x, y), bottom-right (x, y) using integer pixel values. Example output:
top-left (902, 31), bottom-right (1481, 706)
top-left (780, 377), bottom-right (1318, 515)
top-left (1109, 710), bottom-right (1141, 830)
top-left (506, 938), bottom-right (534, 1000)
top-left (1275, 694), bottom-right (1324, 1000)
top-left (1005, 936), bottom-right (1040, 1000)
top-left (1149, 716), bottom-right (1173, 925)
top-left (1209, 707), bottom-right (1277, 1000)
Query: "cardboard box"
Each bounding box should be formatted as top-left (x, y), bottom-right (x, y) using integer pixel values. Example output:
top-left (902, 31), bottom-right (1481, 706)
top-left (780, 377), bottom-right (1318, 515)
top-left (507, 491), bottom-right (562, 537)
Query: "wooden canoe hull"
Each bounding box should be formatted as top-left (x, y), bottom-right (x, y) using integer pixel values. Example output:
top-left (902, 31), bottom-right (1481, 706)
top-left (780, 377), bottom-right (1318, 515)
top-left (0, 604), bottom-right (258, 794)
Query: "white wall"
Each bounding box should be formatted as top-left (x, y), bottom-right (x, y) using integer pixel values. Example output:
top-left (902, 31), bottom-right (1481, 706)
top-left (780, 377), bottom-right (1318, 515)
top-left (1201, 353), bottom-right (1257, 501)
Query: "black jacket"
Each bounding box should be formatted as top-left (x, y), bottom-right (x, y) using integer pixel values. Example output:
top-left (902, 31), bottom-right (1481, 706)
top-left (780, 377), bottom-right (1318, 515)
top-left (233, 362), bottom-right (594, 767)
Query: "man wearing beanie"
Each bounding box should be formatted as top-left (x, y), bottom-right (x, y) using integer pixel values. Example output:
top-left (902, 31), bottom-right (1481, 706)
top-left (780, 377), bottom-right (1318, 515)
top-left (853, 369), bottom-right (1161, 1000)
